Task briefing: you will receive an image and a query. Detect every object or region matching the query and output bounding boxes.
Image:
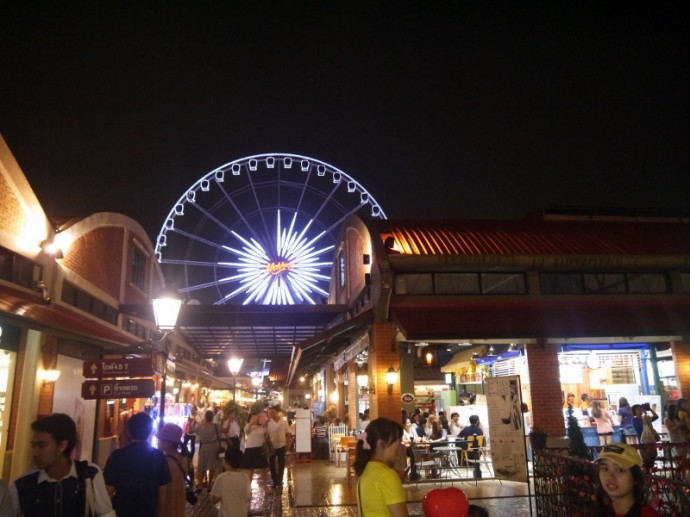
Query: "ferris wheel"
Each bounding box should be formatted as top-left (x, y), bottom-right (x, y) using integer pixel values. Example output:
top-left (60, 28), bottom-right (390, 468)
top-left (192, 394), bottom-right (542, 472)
top-left (155, 153), bottom-right (387, 305)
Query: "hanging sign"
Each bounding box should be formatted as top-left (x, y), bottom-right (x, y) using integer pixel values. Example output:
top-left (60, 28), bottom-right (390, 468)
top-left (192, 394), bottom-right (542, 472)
top-left (401, 393), bottom-right (415, 404)
top-left (81, 379), bottom-right (155, 400)
top-left (82, 356), bottom-right (154, 379)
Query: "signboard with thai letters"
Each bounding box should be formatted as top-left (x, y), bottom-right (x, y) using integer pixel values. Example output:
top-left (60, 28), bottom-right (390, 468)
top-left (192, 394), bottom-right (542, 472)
top-left (82, 356), bottom-right (154, 379)
top-left (81, 379), bottom-right (155, 400)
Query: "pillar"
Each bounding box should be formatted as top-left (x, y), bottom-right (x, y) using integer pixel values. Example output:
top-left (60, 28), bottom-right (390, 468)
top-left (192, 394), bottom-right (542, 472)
top-left (671, 339), bottom-right (690, 398)
top-left (347, 359), bottom-right (358, 430)
top-left (369, 321), bottom-right (402, 423)
top-left (525, 340), bottom-right (566, 438)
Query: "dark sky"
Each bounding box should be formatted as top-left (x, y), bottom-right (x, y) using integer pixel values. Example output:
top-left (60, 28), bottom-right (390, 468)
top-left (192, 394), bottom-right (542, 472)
top-left (1, 2), bottom-right (688, 239)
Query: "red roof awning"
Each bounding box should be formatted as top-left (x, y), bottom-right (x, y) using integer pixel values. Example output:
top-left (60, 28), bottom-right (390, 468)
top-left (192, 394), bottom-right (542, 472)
top-left (391, 298), bottom-right (690, 340)
top-left (0, 284), bottom-right (139, 348)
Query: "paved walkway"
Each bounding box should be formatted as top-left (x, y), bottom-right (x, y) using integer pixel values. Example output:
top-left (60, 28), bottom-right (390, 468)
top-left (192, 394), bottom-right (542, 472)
top-left (187, 459), bottom-right (534, 516)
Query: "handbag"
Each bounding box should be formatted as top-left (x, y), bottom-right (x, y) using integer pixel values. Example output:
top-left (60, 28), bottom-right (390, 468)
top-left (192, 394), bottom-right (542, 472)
top-left (166, 452), bottom-right (197, 506)
top-left (640, 418), bottom-right (660, 444)
top-left (262, 431), bottom-right (275, 457)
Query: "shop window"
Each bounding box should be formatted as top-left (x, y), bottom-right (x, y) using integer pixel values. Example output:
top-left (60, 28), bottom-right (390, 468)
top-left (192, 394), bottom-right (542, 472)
top-left (62, 282), bottom-right (119, 325)
top-left (480, 273), bottom-right (526, 294)
top-left (626, 272), bottom-right (668, 293)
top-left (540, 273), bottom-right (584, 294)
top-left (584, 273), bottom-right (626, 293)
top-left (435, 273), bottom-right (480, 294)
top-left (395, 274), bottom-right (433, 294)
top-left (123, 317), bottom-right (147, 339)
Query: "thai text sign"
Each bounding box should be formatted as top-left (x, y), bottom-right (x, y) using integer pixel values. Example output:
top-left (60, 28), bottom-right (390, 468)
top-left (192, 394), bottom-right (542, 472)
top-left (82, 356), bottom-right (155, 379)
top-left (81, 379), bottom-right (155, 400)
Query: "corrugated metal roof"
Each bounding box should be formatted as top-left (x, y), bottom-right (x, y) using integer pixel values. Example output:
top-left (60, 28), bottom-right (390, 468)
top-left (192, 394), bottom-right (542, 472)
top-left (375, 219), bottom-right (690, 256)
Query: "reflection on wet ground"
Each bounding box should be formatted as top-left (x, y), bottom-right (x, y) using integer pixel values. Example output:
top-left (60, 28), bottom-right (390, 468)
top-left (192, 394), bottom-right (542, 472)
top-left (187, 458), bottom-right (534, 516)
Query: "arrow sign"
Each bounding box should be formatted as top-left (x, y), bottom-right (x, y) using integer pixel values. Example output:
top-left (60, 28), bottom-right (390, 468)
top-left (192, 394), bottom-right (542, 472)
top-left (81, 379), bottom-right (155, 400)
top-left (82, 357), bottom-right (154, 379)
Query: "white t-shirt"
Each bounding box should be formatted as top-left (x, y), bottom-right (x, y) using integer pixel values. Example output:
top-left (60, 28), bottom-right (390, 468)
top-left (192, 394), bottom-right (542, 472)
top-left (210, 470), bottom-right (251, 517)
top-left (267, 417), bottom-right (289, 448)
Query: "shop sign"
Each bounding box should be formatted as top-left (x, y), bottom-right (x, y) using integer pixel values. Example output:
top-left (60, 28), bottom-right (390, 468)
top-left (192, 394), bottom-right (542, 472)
top-left (81, 379), bottom-right (155, 400)
top-left (401, 393), bottom-right (415, 404)
top-left (82, 356), bottom-right (154, 379)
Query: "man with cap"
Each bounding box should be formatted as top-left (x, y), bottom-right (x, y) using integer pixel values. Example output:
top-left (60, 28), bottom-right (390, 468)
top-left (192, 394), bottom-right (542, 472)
top-left (157, 423), bottom-right (189, 517)
top-left (594, 443), bottom-right (660, 516)
top-left (104, 412), bottom-right (171, 517)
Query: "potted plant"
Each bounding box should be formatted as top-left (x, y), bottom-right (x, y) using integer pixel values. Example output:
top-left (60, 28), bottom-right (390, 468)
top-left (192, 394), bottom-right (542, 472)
top-left (529, 427), bottom-right (548, 451)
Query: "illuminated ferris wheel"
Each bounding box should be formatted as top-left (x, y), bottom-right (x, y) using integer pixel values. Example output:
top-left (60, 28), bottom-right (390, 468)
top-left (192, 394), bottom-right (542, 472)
top-left (155, 154), bottom-right (386, 305)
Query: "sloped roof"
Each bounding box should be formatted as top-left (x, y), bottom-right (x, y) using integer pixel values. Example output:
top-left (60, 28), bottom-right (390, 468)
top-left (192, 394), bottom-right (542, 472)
top-left (374, 217), bottom-right (690, 256)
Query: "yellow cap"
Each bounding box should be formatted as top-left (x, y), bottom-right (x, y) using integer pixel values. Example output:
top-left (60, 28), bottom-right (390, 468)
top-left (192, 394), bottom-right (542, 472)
top-left (594, 443), bottom-right (642, 469)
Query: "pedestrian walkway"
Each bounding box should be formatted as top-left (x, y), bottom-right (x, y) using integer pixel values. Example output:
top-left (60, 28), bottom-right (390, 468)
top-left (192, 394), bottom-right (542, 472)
top-left (187, 458), bottom-right (534, 516)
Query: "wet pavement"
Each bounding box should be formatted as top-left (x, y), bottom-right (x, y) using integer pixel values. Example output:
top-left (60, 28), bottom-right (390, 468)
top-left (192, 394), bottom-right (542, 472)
top-left (187, 457), bottom-right (534, 516)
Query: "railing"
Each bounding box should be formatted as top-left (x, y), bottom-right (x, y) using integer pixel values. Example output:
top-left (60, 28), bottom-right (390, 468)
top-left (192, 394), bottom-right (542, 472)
top-left (533, 444), bottom-right (690, 516)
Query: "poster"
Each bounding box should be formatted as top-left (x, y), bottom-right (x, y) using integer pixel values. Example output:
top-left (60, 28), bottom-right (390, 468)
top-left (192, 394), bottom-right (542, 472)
top-left (486, 376), bottom-right (529, 483)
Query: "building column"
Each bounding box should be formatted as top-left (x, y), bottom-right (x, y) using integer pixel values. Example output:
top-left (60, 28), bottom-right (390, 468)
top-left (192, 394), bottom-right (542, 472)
top-left (369, 321), bottom-right (402, 423)
top-left (525, 340), bottom-right (566, 438)
top-left (347, 359), bottom-right (358, 430)
top-left (671, 339), bottom-right (690, 398)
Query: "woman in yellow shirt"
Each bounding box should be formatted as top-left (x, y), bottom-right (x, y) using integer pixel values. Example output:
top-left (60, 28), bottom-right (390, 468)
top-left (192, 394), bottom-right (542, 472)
top-left (354, 418), bottom-right (408, 517)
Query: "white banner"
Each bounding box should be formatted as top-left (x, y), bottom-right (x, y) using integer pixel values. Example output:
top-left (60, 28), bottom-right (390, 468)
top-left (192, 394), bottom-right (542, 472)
top-left (486, 376), bottom-right (529, 483)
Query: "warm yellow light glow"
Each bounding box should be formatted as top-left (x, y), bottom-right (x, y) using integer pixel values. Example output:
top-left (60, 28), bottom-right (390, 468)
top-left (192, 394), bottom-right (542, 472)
top-left (357, 374), bottom-right (369, 387)
top-left (227, 357), bottom-right (243, 376)
top-left (252, 376), bottom-right (262, 387)
top-left (329, 390), bottom-right (339, 403)
top-left (42, 369), bottom-right (61, 382)
top-left (425, 352), bottom-right (433, 365)
top-left (385, 367), bottom-right (398, 385)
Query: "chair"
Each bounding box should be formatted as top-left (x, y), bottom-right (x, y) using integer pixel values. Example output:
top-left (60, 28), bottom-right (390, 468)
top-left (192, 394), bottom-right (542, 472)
top-left (327, 424), bottom-right (348, 462)
top-left (473, 435), bottom-right (499, 483)
top-left (337, 436), bottom-right (357, 467)
top-left (346, 446), bottom-right (357, 484)
top-left (329, 433), bottom-right (345, 463)
top-left (459, 435), bottom-right (476, 468)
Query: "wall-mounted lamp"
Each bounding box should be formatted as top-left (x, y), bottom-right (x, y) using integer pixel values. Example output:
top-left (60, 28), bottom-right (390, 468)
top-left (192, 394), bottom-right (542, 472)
top-left (41, 369), bottom-right (61, 384)
top-left (357, 374), bottom-right (369, 388)
top-left (41, 238), bottom-right (63, 259)
top-left (425, 351), bottom-right (433, 366)
top-left (362, 254), bottom-right (371, 265)
top-left (385, 366), bottom-right (398, 395)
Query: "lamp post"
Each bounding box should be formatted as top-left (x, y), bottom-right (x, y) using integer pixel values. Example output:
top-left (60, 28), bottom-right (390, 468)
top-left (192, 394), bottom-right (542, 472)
top-left (151, 291), bottom-right (182, 427)
top-left (252, 376), bottom-right (262, 400)
top-left (227, 357), bottom-right (244, 400)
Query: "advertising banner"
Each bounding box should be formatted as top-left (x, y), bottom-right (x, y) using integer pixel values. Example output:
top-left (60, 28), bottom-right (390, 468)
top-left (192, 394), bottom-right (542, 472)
top-left (485, 376), bottom-right (529, 483)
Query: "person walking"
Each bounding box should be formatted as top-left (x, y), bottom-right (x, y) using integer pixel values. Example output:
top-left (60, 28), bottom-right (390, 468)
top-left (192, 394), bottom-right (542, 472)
top-left (183, 406), bottom-right (199, 460)
top-left (241, 411), bottom-right (270, 490)
top-left (354, 418), bottom-right (409, 517)
top-left (211, 447), bottom-right (252, 517)
top-left (11, 413), bottom-right (115, 517)
top-left (222, 408), bottom-right (241, 449)
top-left (266, 405), bottom-right (289, 489)
top-left (195, 409), bottom-right (223, 490)
top-left (103, 412), bottom-right (171, 517)
top-left (156, 423), bottom-right (188, 517)
top-left (617, 397), bottom-right (636, 443)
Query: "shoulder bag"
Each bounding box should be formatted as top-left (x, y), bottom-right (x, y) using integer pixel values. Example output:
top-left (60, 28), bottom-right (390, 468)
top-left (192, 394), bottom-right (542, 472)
top-left (262, 431), bottom-right (275, 457)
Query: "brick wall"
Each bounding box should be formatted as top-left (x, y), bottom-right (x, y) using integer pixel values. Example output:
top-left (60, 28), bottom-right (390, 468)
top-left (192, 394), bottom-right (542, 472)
top-left (60, 228), bottom-right (124, 299)
top-left (369, 321), bottom-right (402, 423)
top-left (0, 174), bottom-right (25, 236)
top-left (525, 341), bottom-right (566, 437)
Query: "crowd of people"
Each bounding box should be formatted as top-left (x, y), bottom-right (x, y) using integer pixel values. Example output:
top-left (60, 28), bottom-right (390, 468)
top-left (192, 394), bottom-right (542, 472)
top-left (4, 402), bottom-right (291, 517)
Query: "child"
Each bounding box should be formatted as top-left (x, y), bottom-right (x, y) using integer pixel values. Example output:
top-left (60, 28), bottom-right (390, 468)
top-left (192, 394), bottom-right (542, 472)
top-left (211, 447), bottom-right (252, 517)
top-left (354, 418), bottom-right (409, 517)
top-left (594, 443), bottom-right (660, 516)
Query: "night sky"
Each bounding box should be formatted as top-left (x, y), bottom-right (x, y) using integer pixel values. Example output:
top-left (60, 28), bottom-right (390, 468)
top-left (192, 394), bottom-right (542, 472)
top-left (1, 3), bottom-right (688, 239)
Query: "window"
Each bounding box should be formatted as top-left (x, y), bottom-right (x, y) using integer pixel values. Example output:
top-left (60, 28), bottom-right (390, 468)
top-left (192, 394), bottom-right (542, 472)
top-left (627, 273), bottom-right (668, 293)
top-left (395, 274), bottom-right (433, 294)
top-left (584, 273), bottom-right (626, 294)
top-left (541, 272), bottom-right (669, 295)
top-left (0, 246), bottom-right (41, 289)
top-left (480, 273), bottom-right (526, 294)
top-left (435, 273), bottom-right (480, 294)
top-left (540, 273), bottom-right (584, 294)
top-left (131, 245), bottom-right (147, 291)
top-left (61, 282), bottom-right (118, 325)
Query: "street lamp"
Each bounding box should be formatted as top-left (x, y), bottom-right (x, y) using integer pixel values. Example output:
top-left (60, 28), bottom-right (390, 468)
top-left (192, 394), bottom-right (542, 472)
top-left (227, 357), bottom-right (244, 400)
top-left (152, 291), bottom-right (182, 426)
top-left (252, 376), bottom-right (262, 399)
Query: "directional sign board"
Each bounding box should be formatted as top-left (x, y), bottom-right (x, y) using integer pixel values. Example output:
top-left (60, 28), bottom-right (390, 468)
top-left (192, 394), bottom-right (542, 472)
top-left (82, 357), bottom-right (154, 379)
top-left (81, 379), bottom-right (155, 400)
